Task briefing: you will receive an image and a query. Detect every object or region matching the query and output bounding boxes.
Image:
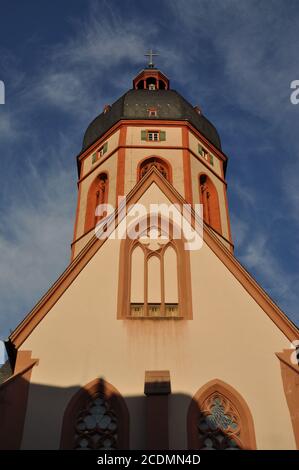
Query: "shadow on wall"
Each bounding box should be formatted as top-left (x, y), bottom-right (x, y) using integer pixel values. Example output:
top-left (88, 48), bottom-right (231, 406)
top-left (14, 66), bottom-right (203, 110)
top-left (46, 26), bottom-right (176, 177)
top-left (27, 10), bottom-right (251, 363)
top-left (0, 372), bottom-right (256, 450)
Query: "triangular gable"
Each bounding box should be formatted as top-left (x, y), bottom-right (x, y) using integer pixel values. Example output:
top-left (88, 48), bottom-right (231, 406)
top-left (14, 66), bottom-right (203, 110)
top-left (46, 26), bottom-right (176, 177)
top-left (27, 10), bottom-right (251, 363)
top-left (9, 167), bottom-right (299, 348)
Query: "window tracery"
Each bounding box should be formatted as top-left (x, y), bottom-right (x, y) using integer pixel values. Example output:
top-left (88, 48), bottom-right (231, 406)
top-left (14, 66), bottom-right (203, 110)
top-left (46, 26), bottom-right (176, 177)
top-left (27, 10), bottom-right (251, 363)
top-left (118, 219), bottom-right (192, 320)
top-left (187, 380), bottom-right (257, 450)
top-left (197, 393), bottom-right (241, 450)
top-left (130, 227), bottom-right (179, 318)
top-left (75, 393), bottom-right (118, 450)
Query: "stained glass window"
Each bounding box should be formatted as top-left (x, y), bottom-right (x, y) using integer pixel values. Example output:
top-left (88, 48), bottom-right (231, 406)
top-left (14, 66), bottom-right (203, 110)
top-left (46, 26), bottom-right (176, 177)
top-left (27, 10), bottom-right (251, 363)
top-left (197, 393), bottom-right (241, 450)
top-left (74, 393), bottom-right (118, 450)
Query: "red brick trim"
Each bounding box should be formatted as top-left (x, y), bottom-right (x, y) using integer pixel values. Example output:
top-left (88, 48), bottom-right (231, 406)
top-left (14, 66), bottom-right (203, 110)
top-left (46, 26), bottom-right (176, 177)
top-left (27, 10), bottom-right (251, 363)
top-left (182, 127), bottom-right (193, 204)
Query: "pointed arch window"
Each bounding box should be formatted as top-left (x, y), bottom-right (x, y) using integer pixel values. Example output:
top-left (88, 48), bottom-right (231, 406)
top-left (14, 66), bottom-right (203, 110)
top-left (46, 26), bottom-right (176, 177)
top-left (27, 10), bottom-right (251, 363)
top-left (138, 157), bottom-right (170, 181)
top-left (74, 393), bottom-right (118, 449)
top-left (60, 378), bottom-right (129, 450)
top-left (85, 172), bottom-right (109, 233)
top-left (197, 393), bottom-right (241, 449)
top-left (199, 174), bottom-right (222, 234)
top-left (187, 380), bottom-right (256, 450)
top-left (118, 220), bottom-right (192, 319)
top-left (130, 238), bottom-right (177, 317)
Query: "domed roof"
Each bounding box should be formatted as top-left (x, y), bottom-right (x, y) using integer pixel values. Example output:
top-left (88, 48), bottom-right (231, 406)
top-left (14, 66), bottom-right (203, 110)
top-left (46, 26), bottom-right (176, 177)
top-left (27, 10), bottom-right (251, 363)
top-left (82, 89), bottom-right (221, 152)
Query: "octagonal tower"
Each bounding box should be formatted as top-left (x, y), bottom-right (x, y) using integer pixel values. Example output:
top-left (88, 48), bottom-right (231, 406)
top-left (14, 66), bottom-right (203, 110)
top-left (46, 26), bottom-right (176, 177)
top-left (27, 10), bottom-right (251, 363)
top-left (72, 65), bottom-right (232, 259)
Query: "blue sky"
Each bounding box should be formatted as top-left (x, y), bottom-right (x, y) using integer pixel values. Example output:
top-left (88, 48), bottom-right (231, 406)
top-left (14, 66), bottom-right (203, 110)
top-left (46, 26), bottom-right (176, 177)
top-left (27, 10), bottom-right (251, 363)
top-left (0, 0), bottom-right (298, 338)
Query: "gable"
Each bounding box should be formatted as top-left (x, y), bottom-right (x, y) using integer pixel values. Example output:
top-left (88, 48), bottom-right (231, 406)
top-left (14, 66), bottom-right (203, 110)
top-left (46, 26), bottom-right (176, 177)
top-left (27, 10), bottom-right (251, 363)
top-left (9, 168), bottom-right (298, 351)
top-left (13, 171), bottom-right (299, 450)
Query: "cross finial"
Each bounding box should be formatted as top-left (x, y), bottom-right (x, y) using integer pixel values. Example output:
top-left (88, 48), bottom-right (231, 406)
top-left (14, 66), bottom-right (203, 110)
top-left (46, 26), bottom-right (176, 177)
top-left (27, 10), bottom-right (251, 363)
top-left (145, 49), bottom-right (159, 68)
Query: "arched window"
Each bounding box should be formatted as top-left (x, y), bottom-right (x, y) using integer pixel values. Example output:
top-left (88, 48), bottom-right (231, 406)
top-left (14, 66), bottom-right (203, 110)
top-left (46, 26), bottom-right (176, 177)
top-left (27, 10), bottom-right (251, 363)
top-left (130, 236), bottom-right (177, 318)
top-left (85, 172), bottom-right (109, 233)
top-left (187, 380), bottom-right (256, 450)
top-left (139, 157), bottom-right (170, 182)
top-left (118, 219), bottom-right (192, 319)
top-left (130, 240), bottom-right (173, 317)
top-left (199, 174), bottom-right (222, 234)
top-left (60, 378), bottom-right (129, 450)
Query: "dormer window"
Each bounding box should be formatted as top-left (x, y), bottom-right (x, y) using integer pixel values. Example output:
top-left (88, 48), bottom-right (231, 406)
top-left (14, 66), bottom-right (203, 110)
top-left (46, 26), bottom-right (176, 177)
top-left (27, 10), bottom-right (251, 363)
top-left (103, 104), bottom-right (111, 114)
top-left (148, 108), bottom-right (157, 117)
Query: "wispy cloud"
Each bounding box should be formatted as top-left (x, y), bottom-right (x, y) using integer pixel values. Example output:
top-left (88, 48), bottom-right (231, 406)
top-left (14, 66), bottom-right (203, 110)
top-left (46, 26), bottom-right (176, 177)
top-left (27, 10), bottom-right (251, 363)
top-left (231, 206), bottom-right (299, 325)
top-left (0, 135), bottom-right (76, 337)
top-left (0, 110), bottom-right (18, 140)
top-left (168, 0), bottom-right (299, 115)
top-left (283, 155), bottom-right (299, 223)
top-left (168, 0), bottom-right (299, 322)
top-left (230, 180), bottom-right (257, 207)
top-left (31, 6), bottom-right (159, 117)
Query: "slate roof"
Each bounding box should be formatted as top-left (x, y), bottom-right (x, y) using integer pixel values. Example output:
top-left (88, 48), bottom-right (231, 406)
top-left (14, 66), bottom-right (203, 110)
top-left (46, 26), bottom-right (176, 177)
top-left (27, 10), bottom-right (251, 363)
top-left (82, 89), bottom-right (221, 152)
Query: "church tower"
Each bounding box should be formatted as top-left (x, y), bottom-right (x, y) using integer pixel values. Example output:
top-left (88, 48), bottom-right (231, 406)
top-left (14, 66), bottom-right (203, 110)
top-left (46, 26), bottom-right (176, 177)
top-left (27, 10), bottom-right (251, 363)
top-left (1, 56), bottom-right (299, 450)
top-left (71, 57), bottom-right (232, 260)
